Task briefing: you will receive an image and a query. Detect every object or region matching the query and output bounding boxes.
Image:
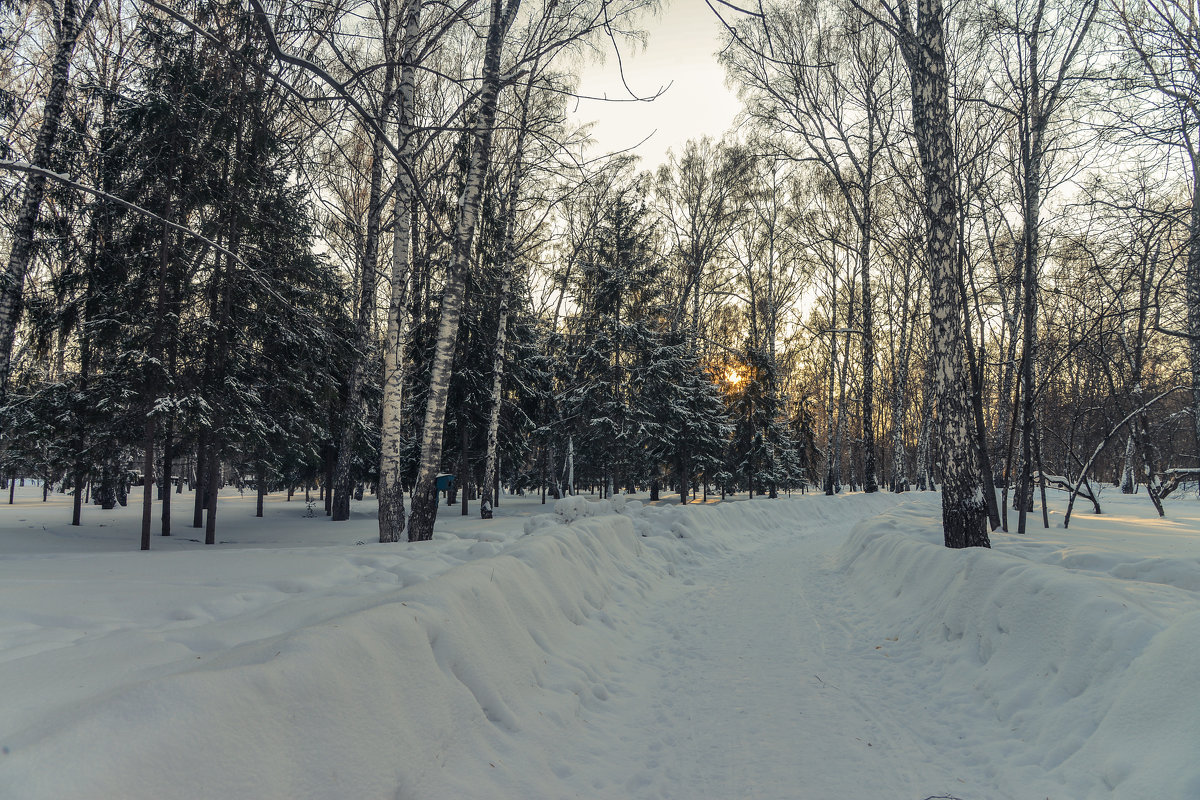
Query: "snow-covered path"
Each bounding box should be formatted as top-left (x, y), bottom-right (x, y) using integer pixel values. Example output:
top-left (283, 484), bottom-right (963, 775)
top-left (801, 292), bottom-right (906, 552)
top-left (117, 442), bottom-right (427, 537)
top-left (3, 487), bottom-right (1199, 799)
top-left (540, 508), bottom-right (980, 800)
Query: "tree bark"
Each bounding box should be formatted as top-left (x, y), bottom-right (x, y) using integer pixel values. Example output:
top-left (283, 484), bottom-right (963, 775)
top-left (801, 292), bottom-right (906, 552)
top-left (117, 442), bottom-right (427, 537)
top-left (407, 0), bottom-right (519, 541)
top-left (1187, 164), bottom-right (1200, 462)
top-left (378, 0), bottom-right (423, 542)
top-left (479, 263), bottom-right (511, 520)
top-left (193, 438), bottom-right (208, 529)
top-left (141, 175), bottom-right (175, 551)
top-left (161, 409), bottom-right (173, 536)
top-left (859, 191), bottom-right (879, 493)
top-left (334, 63), bottom-right (396, 522)
top-left (0, 0), bottom-right (101, 403)
top-left (894, 0), bottom-right (989, 547)
top-left (459, 421), bottom-right (469, 516)
top-left (256, 465), bottom-right (266, 518)
top-left (481, 53), bottom-right (541, 520)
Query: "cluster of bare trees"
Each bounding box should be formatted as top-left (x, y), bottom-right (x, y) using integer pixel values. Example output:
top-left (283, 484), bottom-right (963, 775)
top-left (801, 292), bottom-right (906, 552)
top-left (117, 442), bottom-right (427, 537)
top-left (707, 0), bottom-right (1199, 545)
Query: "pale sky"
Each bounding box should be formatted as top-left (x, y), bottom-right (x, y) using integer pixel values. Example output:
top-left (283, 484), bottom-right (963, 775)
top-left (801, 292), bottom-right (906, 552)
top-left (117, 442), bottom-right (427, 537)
top-left (571, 0), bottom-right (744, 170)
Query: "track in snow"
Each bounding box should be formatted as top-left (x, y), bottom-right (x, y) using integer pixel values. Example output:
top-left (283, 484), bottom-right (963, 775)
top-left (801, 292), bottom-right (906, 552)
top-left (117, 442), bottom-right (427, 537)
top-left (533, 507), bottom-right (1001, 800)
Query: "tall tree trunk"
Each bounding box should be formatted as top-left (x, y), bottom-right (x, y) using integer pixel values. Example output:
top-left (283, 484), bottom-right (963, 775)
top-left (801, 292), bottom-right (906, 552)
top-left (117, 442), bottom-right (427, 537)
top-left (1016, 152), bottom-right (1042, 534)
top-left (679, 452), bottom-right (689, 505)
top-left (71, 262), bottom-right (96, 527)
top-left (161, 409), bottom-right (173, 536)
top-left (1187, 162), bottom-right (1200, 462)
top-left (193, 437), bottom-right (208, 529)
top-left (256, 464), bottom-right (266, 518)
top-left (480, 52), bottom-right (541, 520)
top-left (140, 176), bottom-right (175, 551)
top-left (859, 202), bottom-right (878, 493)
top-left (378, 0), bottom-right (423, 542)
top-left (895, 0), bottom-right (989, 547)
top-left (823, 270), bottom-right (838, 495)
top-left (915, 369), bottom-right (934, 490)
top-left (0, 0), bottom-right (101, 403)
top-left (334, 65), bottom-right (396, 522)
top-left (459, 421), bottom-right (469, 516)
top-left (889, 285), bottom-right (913, 492)
top-left (565, 436), bottom-right (574, 496)
top-left (204, 224), bottom-right (240, 544)
top-left (831, 309), bottom-right (854, 493)
top-left (480, 264), bottom-right (511, 520)
top-left (205, 453), bottom-right (220, 545)
top-left (407, 0), bottom-right (520, 541)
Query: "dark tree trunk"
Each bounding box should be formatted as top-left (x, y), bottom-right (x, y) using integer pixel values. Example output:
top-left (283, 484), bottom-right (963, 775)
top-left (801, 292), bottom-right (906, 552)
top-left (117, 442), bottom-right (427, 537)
top-left (324, 445), bottom-right (335, 516)
top-left (860, 219), bottom-right (878, 493)
top-left (141, 179), bottom-right (175, 551)
top-left (460, 422), bottom-right (469, 516)
top-left (140, 416), bottom-right (155, 551)
top-left (193, 439), bottom-right (208, 529)
top-left (161, 415), bottom-right (173, 536)
top-left (1187, 166), bottom-right (1200, 467)
top-left (256, 465), bottom-right (266, 518)
top-left (204, 455), bottom-right (219, 545)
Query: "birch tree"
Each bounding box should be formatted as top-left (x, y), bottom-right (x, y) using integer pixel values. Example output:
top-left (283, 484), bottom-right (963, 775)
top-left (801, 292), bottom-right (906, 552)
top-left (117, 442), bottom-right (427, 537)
top-left (377, 0), bottom-right (423, 541)
top-left (0, 0), bottom-right (102, 406)
top-left (406, 0), bottom-right (520, 541)
top-left (978, 0), bottom-right (1100, 531)
top-left (870, 0), bottom-right (991, 547)
top-left (1117, 0), bottom-right (1200, 467)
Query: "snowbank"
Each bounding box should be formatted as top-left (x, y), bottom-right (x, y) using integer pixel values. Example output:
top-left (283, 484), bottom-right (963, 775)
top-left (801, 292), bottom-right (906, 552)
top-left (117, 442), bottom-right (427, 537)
top-left (837, 499), bottom-right (1200, 799)
top-left (3, 486), bottom-right (1197, 798)
top-left (0, 492), bottom-right (881, 800)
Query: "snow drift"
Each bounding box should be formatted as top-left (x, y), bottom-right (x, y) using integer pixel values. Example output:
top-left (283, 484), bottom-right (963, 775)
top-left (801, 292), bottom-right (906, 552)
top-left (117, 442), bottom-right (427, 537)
top-left (2, 487), bottom-right (1197, 799)
top-left (1, 493), bottom-right (886, 800)
top-left (838, 500), bottom-right (1200, 799)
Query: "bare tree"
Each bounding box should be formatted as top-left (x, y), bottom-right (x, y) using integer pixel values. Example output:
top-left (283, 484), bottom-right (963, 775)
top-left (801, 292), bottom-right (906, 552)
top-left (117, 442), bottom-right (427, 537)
top-left (1117, 0), bottom-right (1200, 467)
top-left (870, 0), bottom-right (991, 547)
top-left (722, 0), bottom-right (906, 493)
top-left (0, 0), bottom-right (102, 405)
top-left (406, 0), bottom-right (521, 541)
top-left (976, 0), bottom-right (1100, 531)
top-left (378, 0), bottom-right (423, 541)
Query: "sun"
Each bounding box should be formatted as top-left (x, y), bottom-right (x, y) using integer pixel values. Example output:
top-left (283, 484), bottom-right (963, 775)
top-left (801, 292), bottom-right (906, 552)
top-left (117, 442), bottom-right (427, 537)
top-left (724, 368), bottom-right (743, 386)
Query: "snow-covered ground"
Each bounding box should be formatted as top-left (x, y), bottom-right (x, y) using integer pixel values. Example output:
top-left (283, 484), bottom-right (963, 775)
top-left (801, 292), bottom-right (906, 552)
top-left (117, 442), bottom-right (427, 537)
top-left (1, 482), bottom-right (1197, 799)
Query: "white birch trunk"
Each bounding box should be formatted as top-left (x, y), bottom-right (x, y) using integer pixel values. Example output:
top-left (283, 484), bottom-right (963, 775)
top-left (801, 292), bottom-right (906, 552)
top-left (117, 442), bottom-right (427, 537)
top-left (378, 0), bottom-right (423, 543)
top-left (567, 435), bottom-right (574, 495)
top-left (915, 380), bottom-right (933, 490)
top-left (1121, 434), bottom-right (1137, 494)
top-left (895, 0), bottom-right (989, 546)
top-left (407, 0), bottom-right (519, 541)
top-left (479, 268), bottom-right (511, 520)
top-left (0, 0), bottom-right (101, 403)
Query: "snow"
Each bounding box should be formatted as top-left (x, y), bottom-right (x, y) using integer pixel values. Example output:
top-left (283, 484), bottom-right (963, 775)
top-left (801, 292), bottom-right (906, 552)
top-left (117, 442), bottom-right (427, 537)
top-left (1, 483), bottom-right (1198, 798)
